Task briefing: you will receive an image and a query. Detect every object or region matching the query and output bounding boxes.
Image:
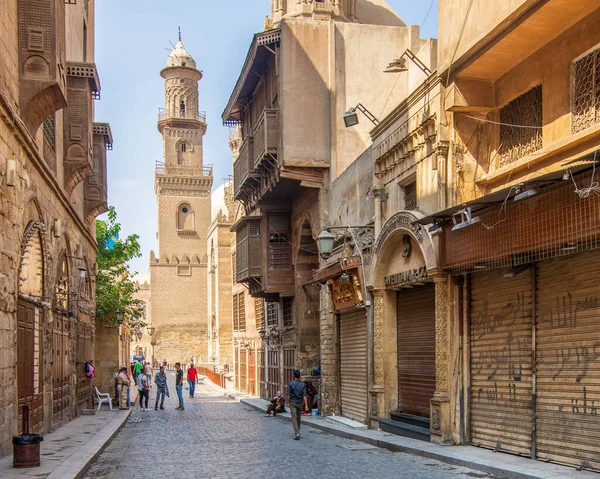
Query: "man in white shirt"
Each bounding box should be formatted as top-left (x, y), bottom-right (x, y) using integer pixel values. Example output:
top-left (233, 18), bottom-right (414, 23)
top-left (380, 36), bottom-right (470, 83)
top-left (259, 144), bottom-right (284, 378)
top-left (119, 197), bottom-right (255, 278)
top-left (117, 367), bottom-right (130, 410)
top-left (145, 362), bottom-right (152, 384)
top-left (137, 372), bottom-right (150, 411)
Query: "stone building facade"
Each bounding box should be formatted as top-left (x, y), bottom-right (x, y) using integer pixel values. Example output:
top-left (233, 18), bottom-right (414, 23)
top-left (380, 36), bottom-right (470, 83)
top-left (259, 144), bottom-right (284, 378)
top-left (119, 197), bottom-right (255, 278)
top-left (425, 0), bottom-right (600, 470)
top-left (223, 0), bottom-right (420, 409)
top-left (0, 0), bottom-right (111, 456)
top-left (131, 281), bottom-right (152, 362)
top-left (149, 39), bottom-right (212, 367)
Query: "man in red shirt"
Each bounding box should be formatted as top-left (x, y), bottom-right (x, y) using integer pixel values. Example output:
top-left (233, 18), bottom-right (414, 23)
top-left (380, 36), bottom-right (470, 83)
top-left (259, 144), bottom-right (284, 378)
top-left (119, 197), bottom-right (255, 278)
top-left (187, 363), bottom-right (198, 398)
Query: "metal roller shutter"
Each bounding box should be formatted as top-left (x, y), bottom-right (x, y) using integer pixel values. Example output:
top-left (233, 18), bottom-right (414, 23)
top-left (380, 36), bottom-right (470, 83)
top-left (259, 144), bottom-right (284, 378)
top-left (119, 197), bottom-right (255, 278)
top-left (536, 250), bottom-right (600, 470)
top-left (340, 310), bottom-right (368, 423)
top-left (470, 268), bottom-right (533, 456)
top-left (397, 284), bottom-right (436, 418)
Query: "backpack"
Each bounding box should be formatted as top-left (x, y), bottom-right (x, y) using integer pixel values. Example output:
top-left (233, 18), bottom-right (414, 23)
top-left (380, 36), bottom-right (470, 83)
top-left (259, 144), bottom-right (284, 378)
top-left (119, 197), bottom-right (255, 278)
top-left (85, 362), bottom-right (95, 379)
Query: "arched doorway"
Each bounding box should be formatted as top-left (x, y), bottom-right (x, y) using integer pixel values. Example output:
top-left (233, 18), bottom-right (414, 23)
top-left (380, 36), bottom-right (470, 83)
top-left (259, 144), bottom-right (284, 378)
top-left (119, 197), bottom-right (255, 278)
top-left (17, 221), bottom-right (47, 434)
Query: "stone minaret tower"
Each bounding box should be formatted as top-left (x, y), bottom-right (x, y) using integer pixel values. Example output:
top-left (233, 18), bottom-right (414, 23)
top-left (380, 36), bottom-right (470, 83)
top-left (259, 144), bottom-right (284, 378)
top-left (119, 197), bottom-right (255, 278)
top-left (149, 33), bottom-right (212, 366)
top-left (267, 0), bottom-right (357, 27)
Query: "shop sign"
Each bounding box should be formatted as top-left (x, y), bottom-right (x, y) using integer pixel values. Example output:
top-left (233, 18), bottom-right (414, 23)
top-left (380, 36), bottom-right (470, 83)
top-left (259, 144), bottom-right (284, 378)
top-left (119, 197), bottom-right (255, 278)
top-left (329, 273), bottom-right (364, 311)
top-left (384, 266), bottom-right (428, 288)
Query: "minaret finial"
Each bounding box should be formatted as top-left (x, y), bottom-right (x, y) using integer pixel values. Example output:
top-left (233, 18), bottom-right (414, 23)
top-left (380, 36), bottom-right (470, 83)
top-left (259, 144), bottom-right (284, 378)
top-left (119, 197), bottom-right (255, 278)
top-left (178, 26), bottom-right (181, 42)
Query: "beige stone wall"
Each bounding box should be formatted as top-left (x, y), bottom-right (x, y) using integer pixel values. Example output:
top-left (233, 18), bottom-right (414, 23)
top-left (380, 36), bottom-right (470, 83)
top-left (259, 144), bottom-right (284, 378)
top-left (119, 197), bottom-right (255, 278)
top-left (0, 0), bottom-right (107, 456)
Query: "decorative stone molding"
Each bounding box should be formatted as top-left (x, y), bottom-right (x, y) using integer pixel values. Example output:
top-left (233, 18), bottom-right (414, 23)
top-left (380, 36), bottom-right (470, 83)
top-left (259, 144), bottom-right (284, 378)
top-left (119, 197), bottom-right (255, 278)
top-left (431, 271), bottom-right (449, 394)
top-left (372, 290), bottom-right (384, 387)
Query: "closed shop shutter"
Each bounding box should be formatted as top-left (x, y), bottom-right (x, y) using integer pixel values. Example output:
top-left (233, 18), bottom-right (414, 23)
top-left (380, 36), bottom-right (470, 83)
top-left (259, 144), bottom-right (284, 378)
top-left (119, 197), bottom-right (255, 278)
top-left (240, 349), bottom-right (247, 392)
top-left (248, 351), bottom-right (256, 396)
top-left (470, 268), bottom-right (533, 456)
top-left (536, 250), bottom-right (600, 470)
top-left (340, 309), bottom-right (368, 423)
top-left (397, 284), bottom-right (436, 418)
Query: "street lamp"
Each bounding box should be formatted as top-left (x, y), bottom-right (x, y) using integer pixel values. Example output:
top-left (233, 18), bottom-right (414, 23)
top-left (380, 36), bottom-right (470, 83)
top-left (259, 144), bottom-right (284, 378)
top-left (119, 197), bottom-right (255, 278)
top-left (316, 230), bottom-right (335, 259)
top-left (146, 326), bottom-right (156, 367)
top-left (343, 103), bottom-right (380, 128)
top-left (115, 310), bottom-right (124, 324)
top-left (384, 49), bottom-right (432, 76)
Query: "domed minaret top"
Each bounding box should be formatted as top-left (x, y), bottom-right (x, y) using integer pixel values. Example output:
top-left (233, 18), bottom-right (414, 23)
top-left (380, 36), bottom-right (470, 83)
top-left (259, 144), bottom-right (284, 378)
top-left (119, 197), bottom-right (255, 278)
top-left (167, 30), bottom-right (196, 69)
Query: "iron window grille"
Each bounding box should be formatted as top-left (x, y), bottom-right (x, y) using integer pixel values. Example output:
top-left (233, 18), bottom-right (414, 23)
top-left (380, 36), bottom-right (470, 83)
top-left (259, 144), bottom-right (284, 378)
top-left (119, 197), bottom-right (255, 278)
top-left (573, 46), bottom-right (600, 134)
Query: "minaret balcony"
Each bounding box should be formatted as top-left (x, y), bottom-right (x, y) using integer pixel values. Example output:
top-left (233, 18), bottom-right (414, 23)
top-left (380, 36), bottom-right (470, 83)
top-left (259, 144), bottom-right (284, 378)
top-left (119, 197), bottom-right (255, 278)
top-left (158, 109), bottom-right (206, 123)
top-left (155, 161), bottom-right (213, 178)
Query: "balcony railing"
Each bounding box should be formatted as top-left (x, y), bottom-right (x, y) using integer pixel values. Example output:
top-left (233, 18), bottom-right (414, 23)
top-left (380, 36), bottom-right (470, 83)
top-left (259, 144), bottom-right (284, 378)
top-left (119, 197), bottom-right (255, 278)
top-left (155, 161), bottom-right (213, 177)
top-left (233, 137), bottom-right (256, 199)
top-left (158, 109), bottom-right (206, 123)
top-left (253, 109), bottom-right (279, 169)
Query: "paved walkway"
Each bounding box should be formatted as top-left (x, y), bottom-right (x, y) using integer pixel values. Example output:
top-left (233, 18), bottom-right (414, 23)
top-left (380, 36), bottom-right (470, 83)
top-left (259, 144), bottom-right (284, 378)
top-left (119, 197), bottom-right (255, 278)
top-left (0, 407), bottom-right (130, 479)
top-left (84, 373), bottom-right (502, 479)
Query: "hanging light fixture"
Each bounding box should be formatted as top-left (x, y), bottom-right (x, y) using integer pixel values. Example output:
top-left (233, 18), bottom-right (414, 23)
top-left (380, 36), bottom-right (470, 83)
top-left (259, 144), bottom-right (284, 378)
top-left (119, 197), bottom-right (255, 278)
top-left (451, 207), bottom-right (480, 231)
top-left (316, 230), bottom-right (336, 258)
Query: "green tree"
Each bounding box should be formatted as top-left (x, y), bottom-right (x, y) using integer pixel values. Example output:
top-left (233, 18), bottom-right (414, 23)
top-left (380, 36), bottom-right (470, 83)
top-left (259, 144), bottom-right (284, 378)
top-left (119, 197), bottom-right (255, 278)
top-left (95, 206), bottom-right (145, 329)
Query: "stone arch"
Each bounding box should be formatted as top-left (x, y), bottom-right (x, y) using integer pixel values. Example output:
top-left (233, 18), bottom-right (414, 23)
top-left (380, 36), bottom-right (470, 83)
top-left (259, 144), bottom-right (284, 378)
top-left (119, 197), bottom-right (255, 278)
top-left (368, 211), bottom-right (439, 289)
top-left (176, 202), bottom-right (194, 230)
top-left (18, 221), bottom-right (49, 299)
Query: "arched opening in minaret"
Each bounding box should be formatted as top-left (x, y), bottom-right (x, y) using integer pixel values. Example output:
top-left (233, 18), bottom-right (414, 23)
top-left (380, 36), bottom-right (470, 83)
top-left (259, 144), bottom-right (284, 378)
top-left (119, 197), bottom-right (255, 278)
top-left (177, 203), bottom-right (195, 231)
top-left (179, 100), bottom-right (186, 118)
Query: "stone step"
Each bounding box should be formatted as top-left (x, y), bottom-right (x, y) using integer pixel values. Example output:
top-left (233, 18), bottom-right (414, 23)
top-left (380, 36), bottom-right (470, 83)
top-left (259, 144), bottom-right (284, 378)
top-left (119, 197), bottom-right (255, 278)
top-left (389, 411), bottom-right (430, 429)
top-left (379, 419), bottom-right (430, 442)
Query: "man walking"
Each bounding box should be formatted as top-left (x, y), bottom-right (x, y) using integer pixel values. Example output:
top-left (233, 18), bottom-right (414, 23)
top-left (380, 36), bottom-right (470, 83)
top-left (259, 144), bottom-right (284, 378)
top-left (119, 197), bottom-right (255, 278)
top-left (287, 370), bottom-right (308, 440)
top-left (154, 366), bottom-right (168, 410)
top-left (145, 361), bottom-right (152, 384)
top-left (187, 363), bottom-right (197, 398)
top-left (137, 370), bottom-right (150, 411)
top-left (175, 362), bottom-right (184, 411)
top-left (117, 367), bottom-right (130, 410)
top-left (134, 359), bottom-right (143, 380)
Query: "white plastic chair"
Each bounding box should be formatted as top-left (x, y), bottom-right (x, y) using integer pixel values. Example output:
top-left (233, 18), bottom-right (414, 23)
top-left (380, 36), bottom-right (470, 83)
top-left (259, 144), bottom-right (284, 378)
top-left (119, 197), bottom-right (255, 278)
top-left (95, 387), bottom-right (112, 411)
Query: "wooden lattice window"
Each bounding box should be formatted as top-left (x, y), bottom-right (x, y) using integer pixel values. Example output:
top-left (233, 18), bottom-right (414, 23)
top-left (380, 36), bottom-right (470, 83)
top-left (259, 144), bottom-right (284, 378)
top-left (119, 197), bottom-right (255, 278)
top-left (232, 251), bottom-right (236, 284)
top-left (404, 181), bottom-right (417, 211)
top-left (43, 115), bottom-right (55, 150)
top-left (573, 47), bottom-right (600, 134)
top-left (266, 301), bottom-right (279, 327)
top-left (268, 214), bottom-right (290, 271)
top-left (233, 294), bottom-right (239, 331)
top-left (255, 298), bottom-right (265, 329)
top-left (238, 293), bottom-right (246, 331)
top-left (498, 86), bottom-right (543, 167)
top-left (283, 297), bottom-right (293, 327)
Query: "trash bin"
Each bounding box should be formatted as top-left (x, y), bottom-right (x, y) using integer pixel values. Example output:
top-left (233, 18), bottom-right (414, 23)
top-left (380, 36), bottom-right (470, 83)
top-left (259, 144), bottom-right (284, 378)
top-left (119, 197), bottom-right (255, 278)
top-left (12, 434), bottom-right (43, 468)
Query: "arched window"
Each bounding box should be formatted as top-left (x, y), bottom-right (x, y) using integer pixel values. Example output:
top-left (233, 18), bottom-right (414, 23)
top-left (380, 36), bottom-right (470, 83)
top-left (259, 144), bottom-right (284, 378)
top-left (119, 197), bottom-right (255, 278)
top-left (177, 203), bottom-right (194, 230)
top-left (179, 100), bottom-right (186, 118)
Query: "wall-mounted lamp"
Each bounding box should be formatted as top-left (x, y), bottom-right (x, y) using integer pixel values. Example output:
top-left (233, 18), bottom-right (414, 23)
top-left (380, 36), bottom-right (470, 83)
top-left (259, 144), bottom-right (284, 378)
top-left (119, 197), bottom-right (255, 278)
top-left (384, 49), bottom-right (432, 76)
top-left (343, 103), bottom-right (380, 128)
top-left (514, 186), bottom-right (539, 202)
top-left (340, 271), bottom-right (350, 282)
top-left (316, 230), bottom-right (335, 259)
top-left (451, 207), bottom-right (480, 231)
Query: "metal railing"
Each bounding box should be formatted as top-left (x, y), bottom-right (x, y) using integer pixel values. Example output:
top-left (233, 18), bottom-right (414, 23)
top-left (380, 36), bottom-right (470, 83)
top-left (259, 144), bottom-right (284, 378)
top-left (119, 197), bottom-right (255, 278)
top-left (199, 366), bottom-right (227, 388)
top-left (158, 109), bottom-right (206, 123)
top-left (155, 161), bottom-right (213, 177)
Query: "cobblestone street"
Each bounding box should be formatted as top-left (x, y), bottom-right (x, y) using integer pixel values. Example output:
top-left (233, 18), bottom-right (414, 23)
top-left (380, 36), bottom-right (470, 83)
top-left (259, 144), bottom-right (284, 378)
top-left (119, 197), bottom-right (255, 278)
top-left (84, 373), bottom-right (498, 479)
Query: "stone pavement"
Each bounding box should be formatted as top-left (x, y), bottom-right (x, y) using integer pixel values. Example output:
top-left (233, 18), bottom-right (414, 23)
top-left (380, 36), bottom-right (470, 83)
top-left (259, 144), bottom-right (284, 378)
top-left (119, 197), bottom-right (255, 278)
top-left (0, 407), bottom-right (130, 479)
top-left (84, 372), bottom-right (502, 479)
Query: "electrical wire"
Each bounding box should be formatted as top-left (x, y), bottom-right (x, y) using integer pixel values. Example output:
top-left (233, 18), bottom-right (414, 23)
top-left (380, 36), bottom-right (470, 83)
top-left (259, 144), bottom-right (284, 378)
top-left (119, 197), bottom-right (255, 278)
top-left (479, 186), bottom-right (519, 230)
top-left (568, 149), bottom-right (600, 199)
top-left (267, 226), bottom-right (318, 256)
top-left (463, 114), bottom-right (544, 129)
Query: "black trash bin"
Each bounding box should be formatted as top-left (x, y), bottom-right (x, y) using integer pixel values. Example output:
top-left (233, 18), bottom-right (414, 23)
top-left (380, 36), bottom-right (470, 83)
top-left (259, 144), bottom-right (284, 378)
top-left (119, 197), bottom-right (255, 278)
top-left (12, 434), bottom-right (43, 468)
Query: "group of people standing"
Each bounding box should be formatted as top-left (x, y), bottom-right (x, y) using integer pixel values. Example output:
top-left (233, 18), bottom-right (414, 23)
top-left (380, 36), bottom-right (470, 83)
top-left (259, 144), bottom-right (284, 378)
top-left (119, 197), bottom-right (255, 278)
top-left (115, 360), bottom-right (199, 412)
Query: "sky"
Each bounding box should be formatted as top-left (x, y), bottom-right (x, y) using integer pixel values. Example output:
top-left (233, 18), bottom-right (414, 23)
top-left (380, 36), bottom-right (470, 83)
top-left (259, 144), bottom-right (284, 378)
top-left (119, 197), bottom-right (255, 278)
top-left (94, 0), bottom-right (438, 280)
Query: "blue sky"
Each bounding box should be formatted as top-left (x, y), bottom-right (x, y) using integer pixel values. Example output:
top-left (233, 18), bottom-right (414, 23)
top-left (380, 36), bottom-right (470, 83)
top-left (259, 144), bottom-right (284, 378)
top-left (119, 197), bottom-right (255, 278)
top-left (94, 0), bottom-right (438, 279)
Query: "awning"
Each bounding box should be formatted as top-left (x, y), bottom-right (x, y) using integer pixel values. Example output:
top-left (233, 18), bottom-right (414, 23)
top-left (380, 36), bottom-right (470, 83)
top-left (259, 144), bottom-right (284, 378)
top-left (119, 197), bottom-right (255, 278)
top-left (416, 151), bottom-right (599, 227)
top-left (221, 29), bottom-right (281, 125)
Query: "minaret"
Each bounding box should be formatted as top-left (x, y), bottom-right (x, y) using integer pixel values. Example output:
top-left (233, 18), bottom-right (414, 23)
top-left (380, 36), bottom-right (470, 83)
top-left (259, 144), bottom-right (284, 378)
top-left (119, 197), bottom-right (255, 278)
top-left (150, 33), bottom-right (212, 366)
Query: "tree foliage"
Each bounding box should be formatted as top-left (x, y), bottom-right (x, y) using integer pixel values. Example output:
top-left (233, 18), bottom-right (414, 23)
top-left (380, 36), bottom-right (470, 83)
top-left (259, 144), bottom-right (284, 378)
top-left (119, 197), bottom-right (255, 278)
top-left (96, 207), bottom-right (145, 329)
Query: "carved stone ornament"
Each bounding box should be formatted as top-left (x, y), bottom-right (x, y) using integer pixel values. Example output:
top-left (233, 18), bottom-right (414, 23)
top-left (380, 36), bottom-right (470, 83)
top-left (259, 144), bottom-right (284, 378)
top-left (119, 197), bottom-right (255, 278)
top-left (431, 403), bottom-right (441, 432)
top-left (371, 394), bottom-right (379, 417)
top-left (374, 211), bottom-right (425, 253)
top-left (433, 274), bottom-right (449, 393)
top-left (373, 291), bottom-right (384, 387)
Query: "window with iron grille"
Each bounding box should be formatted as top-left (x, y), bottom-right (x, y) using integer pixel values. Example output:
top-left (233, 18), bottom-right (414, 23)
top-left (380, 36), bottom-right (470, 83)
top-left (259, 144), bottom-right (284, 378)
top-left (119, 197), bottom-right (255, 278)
top-left (255, 298), bottom-right (265, 329)
top-left (268, 214), bottom-right (290, 271)
top-left (283, 297), bottom-right (293, 327)
top-left (498, 86), bottom-right (543, 167)
top-left (403, 181), bottom-right (417, 211)
top-left (43, 115), bottom-right (56, 151)
top-left (573, 47), bottom-right (600, 134)
top-left (238, 293), bottom-right (246, 331)
top-left (232, 294), bottom-right (239, 331)
top-left (266, 301), bottom-right (279, 327)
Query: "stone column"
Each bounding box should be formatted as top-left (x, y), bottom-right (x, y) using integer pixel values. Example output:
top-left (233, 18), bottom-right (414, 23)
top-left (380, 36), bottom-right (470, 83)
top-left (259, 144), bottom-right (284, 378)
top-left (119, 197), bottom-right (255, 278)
top-left (430, 270), bottom-right (452, 444)
top-left (369, 290), bottom-right (385, 427)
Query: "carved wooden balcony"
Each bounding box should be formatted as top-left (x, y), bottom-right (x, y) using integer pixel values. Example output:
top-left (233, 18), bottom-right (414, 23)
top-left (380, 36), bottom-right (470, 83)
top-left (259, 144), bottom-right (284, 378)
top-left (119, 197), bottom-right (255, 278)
top-left (64, 62), bottom-right (101, 195)
top-left (233, 137), bottom-right (258, 201)
top-left (84, 123), bottom-right (112, 225)
top-left (232, 216), bottom-right (263, 286)
top-left (18, 0), bottom-right (68, 134)
top-left (253, 109), bottom-right (279, 170)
